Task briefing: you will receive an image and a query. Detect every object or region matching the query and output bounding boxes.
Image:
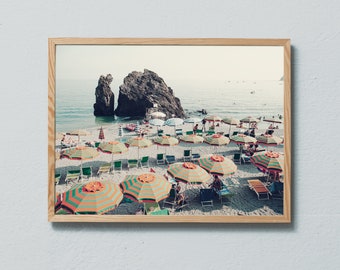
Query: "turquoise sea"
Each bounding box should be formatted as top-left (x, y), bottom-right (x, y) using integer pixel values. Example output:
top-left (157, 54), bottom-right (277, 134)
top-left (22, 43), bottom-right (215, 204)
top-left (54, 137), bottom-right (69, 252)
top-left (56, 79), bottom-right (283, 132)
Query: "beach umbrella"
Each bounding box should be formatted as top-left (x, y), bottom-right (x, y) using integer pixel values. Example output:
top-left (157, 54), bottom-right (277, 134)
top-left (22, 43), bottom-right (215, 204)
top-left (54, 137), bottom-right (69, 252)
top-left (263, 116), bottom-right (283, 124)
top-left (126, 136), bottom-right (152, 158)
top-left (120, 173), bottom-right (172, 203)
top-left (250, 151), bottom-right (284, 173)
top-left (98, 127), bottom-right (105, 141)
top-left (256, 134), bottom-right (283, 148)
top-left (67, 129), bottom-right (91, 143)
top-left (165, 117), bottom-right (184, 135)
top-left (198, 155), bottom-right (237, 176)
top-left (98, 141), bottom-right (128, 163)
top-left (230, 134), bottom-right (257, 145)
top-left (222, 116), bottom-right (240, 136)
top-left (180, 134), bottom-right (204, 144)
top-left (204, 134), bottom-right (230, 154)
top-left (135, 121), bottom-right (141, 134)
top-left (240, 116), bottom-right (260, 130)
top-left (154, 135), bottom-right (179, 154)
top-left (204, 115), bottom-right (222, 122)
top-left (165, 118), bottom-right (184, 126)
top-left (61, 181), bottom-right (123, 214)
top-left (63, 146), bottom-right (99, 170)
top-left (167, 162), bottom-right (211, 185)
top-left (150, 111), bottom-right (166, 119)
top-left (149, 119), bottom-right (165, 127)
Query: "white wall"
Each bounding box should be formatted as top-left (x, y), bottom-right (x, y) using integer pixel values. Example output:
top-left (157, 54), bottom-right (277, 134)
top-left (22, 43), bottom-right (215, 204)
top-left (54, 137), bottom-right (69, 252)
top-left (0, 1), bottom-right (339, 269)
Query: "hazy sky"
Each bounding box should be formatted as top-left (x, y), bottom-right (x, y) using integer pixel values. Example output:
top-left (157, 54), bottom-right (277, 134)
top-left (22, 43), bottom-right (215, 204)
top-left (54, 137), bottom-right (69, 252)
top-left (56, 45), bottom-right (284, 83)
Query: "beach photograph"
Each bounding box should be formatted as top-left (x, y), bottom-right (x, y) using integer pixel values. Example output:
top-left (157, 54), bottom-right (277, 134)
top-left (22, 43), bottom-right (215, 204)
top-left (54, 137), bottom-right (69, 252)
top-left (50, 38), bottom-right (290, 222)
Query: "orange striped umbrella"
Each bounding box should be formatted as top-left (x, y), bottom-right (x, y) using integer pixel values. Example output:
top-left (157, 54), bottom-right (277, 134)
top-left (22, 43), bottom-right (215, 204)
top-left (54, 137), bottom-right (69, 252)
top-left (61, 181), bottom-right (123, 214)
top-left (167, 162), bottom-right (211, 185)
top-left (120, 173), bottom-right (171, 203)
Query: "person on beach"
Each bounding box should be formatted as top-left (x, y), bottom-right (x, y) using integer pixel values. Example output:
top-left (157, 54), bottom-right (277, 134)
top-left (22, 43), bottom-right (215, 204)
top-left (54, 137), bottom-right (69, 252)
top-left (210, 175), bottom-right (222, 191)
top-left (202, 119), bottom-right (206, 132)
top-left (193, 124), bottom-right (199, 134)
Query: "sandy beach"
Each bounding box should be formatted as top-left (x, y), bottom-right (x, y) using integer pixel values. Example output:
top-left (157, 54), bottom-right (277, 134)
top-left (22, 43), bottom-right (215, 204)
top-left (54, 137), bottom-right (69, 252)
top-left (55, 121), bottom-right (284, 216)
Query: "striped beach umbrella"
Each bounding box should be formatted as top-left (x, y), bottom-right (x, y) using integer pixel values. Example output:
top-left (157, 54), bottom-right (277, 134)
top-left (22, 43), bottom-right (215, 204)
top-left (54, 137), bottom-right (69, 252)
top-left (240, 116), bottom-right (260, 130)
top-left (222, 116), bottom-right (240, 136)
top-left (126, 136), bottom-right (152, 158)
top-left (67, 129), bottom-right (91, 143)
top-left (204, 134), bottom-right (230, 146)
top-left (118, 125), bottom-right (124, 137)
top-left (120, 173), bottom-right (171, 203)
top-left (61, 181), bottom-right (123, 214)
top-left (204, 115), bottom-right (222, 122)
top-left (98, 141), bottom-right (128, 163)
top-left (263, 116), bottom-right (282, 124)
top-left (256, 134), bottom-right (283, 147)
top-left (230, 134), bottom-right (257, 145)
top-left (154, 135), bottom-right (179, 146)
top-left (167, 162), bottom-right (211, 185)
top-left (135, 121), bottom-right (141, 134)
top-left (63, 146), bottom-right (99, 170)
top-left (250, 151), bottom-right (284, 173)
top-left (198, 155), bottom-right (237, 176)
top-left (204, 133), bottom-right (230, 154)
top-left (165, 117), bottom-right (184, 136)
top-left (180, 134), bottom-right (204, 144)
top-left (98, 127), bottom-right (105, 141)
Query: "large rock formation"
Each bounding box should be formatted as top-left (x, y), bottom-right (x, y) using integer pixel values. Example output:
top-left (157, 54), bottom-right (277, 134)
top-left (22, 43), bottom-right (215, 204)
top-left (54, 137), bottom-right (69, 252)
top-left (93, 74), bottom-right (115, 116)
top-left (115, 69), bottom-right (185, 118)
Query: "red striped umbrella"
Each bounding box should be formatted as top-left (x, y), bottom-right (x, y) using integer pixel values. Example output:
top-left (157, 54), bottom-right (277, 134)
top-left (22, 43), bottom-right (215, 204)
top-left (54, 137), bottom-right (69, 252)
top-left (61, 181), bottom-right (123, 214)
top-left (198, 155), bottom-right (237, 176)
top-left (63, 146), bottom-right (99, 170)
top-left (98, 127), bottom-right (105, 140)
top-left (167, 162), bottom-right (211, 185)
top-left (119, 174), bottom-right (171, 203)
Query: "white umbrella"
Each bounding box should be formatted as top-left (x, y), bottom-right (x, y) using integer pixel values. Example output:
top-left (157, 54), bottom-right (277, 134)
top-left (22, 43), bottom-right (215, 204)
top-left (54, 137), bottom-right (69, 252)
top-left (165, 118), bottom-right (184, 135)
top-left (184, 117), bottom-right (202, 124)
top-left (149, 119), bottom-right (165, 127)
top-left (150, 111), bottom-right (166, 119)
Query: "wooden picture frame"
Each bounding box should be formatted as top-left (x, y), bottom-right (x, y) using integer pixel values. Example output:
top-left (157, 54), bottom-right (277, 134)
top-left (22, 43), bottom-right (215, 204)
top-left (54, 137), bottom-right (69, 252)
top-left (48, 38), bottom-right (291, 223)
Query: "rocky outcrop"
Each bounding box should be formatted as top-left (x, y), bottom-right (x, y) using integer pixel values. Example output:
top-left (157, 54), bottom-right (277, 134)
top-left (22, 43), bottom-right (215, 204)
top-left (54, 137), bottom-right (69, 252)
top-left (93, 74), bottom-right (115, 116)
top-left (115, 69), bottom-right (185, 118)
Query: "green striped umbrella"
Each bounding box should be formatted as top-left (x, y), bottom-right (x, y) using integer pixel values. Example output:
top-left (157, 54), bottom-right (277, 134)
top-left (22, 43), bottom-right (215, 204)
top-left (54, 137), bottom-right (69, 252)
top-left (167, 162), bottom-right (211, 185)
top-left (256, 135), bottom-right (283, 146)
top-left (154, 135), bottom-right (179, 146)
top-left (120, 173), bottom-right (172, 203)
top-left (222, 116), bottom-right (240, 136)
top-left (179, 134), bottom-right (204, 144)
top-left (98, 141), bottom-right (128, 163)
top-left (204, 134), bottom-right (230, 145)
top-left (126, 136), bottom-right (153, 158)
top-left (204, 115), bottom-right (222, 122)
top-left (240, 116), bottom-right (260, 130)
top-left (67, 129), bottom-right (91, 143)
top-left (250, 151), bottom-right (284, 173)
top-left (63, 146), bottom-right (99, 170)
top-left (230, 134), bottom-right (257, 145)
top-left (61, 181), bottom-right (123, 214)
top-left (198, 155), bottom-right (237, 176)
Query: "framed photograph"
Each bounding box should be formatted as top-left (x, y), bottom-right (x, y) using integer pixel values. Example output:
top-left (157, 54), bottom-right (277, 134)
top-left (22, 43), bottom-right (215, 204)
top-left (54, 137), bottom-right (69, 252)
top-left (48, 38), bottom-right (291, 223)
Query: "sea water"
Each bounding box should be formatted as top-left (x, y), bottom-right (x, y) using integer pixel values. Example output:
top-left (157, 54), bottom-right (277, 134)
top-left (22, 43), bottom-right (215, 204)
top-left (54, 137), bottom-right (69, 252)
top-left (56, 79), bottom-right (283, 132)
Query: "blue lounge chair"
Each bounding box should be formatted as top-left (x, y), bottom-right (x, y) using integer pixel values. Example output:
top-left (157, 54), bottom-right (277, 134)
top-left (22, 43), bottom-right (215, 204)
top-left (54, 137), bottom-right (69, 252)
top-left (200, 188), bottom-right (214, 207)
top-left (166, 155), bottom-right (176, 164)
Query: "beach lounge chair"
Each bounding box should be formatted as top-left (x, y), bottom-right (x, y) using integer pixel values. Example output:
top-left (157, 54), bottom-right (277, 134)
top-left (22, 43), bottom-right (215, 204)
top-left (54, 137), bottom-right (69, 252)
top-left (216, 184), bottom-right (234, 204)
top-left (207, 130), bottom-right (215, 136)
top-left (163, 186), bottom-right (178, 210)
top-left (200, 188), bottom-right (214, 208)
top-left (247, 179), bottom-right (271, 200)
top-left (140, 156), bottom-right (149, 168)
top-left (269, 181), bottom-right (284, 200)
top-left (94, 142), bottom-right (100, 148)
top-left (97, 163), bottom-right (111, 176)
top-left (166, 155), bottom-right (176, 164)
top-left (55, 173), bottom-right (61, 185)
top-left (113, 160), bottom-right (122, 171)
top-left (157, 129), bottom-right (164, 136)
top-left (186, 131), bottom-right (194, 135)
top-left (191, 153), bottom-right (201, 163)
top-left (175, 129), bottom-right (183, 136)
top-left (144, 202), bottom-right (160, 215)
top-left (232, 131), bottom-right (239, 136)
top-left (156, 153), bottom-right (165, 165)
top-left (128, 159), bottom-right (138, 169)
top-left (196, 129), bottom-right (203, 136)
top-left (65, 169), bottom-right (81, 185)
top-left (81, 167), bottom-right (92, 179)
top-left (233, 153), bottom-right (242, 164)
top-left (183, 149), bottom-right (192, 162)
